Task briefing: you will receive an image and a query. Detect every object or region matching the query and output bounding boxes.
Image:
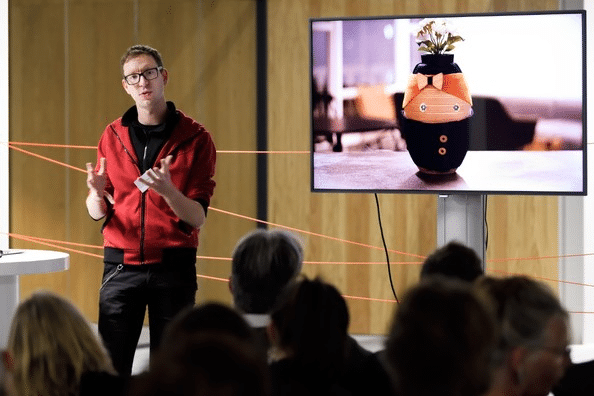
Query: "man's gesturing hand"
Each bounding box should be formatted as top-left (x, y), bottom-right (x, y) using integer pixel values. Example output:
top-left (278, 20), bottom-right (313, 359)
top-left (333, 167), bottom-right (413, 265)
top-left (86, 157), bottom-right (107, 197)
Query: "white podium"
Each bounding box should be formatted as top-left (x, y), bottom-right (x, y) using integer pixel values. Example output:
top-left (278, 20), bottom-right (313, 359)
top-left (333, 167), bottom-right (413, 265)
top-left (0, 249), bottom-right (69, 347)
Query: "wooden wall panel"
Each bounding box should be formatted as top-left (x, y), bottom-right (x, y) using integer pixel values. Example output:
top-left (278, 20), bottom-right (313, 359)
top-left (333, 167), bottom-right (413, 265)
top-left (9, 0), bottom-right (562, 335)
top-left (10, 0), bottom-right (257, 321)
top-left (10, 2), bottom-right (70, 297)
top-left (190, 0), bottom-right (258, 304)
top-left (486, 196), bottom-right (559, 292)
top-left (267, 0), bottom-right (560, 334)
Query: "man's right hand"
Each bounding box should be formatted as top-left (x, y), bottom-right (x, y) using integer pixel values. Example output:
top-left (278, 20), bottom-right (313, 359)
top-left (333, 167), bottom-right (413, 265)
top-left (85, 158), bottom-right (108, 220)
top-left (86, 157), bottom-right (107, 197)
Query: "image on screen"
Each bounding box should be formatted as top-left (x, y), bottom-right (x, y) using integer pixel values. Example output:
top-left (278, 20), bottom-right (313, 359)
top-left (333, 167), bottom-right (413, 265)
top-left (310, 11), bottom-right (586, 195)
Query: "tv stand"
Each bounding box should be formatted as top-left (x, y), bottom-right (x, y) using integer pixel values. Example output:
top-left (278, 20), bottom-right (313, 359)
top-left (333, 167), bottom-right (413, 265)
top-left (437, 194), bottom-right (486, 268)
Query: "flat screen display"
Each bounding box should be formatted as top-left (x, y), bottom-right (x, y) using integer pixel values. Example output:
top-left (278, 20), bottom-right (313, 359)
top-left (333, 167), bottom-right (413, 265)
top-left (310, 10), bottom-right (586, 195)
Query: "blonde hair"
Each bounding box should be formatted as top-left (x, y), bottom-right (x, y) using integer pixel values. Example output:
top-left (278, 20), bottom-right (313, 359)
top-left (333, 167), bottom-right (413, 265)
top-left (7, 291), bottom-right (114, 396)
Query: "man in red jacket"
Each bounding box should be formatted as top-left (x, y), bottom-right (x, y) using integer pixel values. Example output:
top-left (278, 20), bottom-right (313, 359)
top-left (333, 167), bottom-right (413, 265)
top-left (85, 44), bottom-right (216, 376)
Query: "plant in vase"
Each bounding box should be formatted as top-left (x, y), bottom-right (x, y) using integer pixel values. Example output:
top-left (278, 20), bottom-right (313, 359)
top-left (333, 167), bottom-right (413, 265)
top-left (415, 18), bottom-right (464, 55)
top-left (400, 18), bottom-right (473, 174)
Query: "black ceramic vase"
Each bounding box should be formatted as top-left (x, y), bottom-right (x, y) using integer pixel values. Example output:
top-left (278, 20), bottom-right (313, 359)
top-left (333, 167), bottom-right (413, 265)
top-left (400, 53), bottom-right (473, 174)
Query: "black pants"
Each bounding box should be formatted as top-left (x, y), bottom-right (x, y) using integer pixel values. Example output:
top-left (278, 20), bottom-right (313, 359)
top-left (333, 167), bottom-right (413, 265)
top-left (98, 251), bottom-right (197, 376)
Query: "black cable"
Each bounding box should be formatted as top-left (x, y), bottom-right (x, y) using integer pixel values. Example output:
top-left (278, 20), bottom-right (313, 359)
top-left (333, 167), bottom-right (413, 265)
top-left (256, 0), bottom-right (268, 229)
top-left (484, 195), bottom-right (489, 251)
top-left (374, 193), bottom-right (399, 303)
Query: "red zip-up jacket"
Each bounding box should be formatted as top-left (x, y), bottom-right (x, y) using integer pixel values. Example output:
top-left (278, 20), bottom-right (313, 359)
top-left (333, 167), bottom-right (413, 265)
top-left (93, 109), bottom-right (216, 265)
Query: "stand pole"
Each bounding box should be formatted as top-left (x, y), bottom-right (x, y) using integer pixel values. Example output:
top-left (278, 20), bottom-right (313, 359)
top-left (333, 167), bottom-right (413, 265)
top-left (437, 194), bottom-right (486, 269)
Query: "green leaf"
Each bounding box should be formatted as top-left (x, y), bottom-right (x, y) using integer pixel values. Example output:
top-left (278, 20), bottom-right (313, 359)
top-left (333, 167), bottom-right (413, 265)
top-left (448, 35), bottom-right (464, 44)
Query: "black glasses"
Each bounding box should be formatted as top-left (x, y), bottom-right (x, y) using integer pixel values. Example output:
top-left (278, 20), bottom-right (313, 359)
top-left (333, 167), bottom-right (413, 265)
top-left (123, 67), bottom-right (163, 85)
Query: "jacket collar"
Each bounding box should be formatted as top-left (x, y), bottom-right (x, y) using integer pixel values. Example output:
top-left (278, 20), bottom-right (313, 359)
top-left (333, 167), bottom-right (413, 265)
top-left (121, 101), bottom-right (179, 128)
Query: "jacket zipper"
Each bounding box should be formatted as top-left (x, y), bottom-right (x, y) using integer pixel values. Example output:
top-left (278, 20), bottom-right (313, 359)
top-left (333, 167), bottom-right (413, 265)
top-left (139, 137), bottom-right (149, 264)
top-left (111, 125), bottom-right (146, 265)
top-left (140, 192), bottom-right (146, 264)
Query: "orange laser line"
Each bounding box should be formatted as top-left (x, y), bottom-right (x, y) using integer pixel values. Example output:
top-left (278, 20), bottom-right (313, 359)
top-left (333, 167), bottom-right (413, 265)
top-left (488, 269), bottom-right (594, 288)
top-left (209, 207), bottom-right (426, 259)
top-left (3, 233), bottom-right (421, 266)
top-left (486, 252), bottom-right (594, 263)
top-left (5, 143), bottom-right (86, 173)
top-left (11, 230), bottom-right (594, 289)
top-left (7, 141), bottom-right (309, 154)
top-left (8, 232), bottom-right (103, 259)
top-left (0, 142), bottom-right (558, 263)
top-left (7, 141), bottom-right (97, 149)
top-left (216, 150), bottom-right (309, 154)
top-left (8, 231), bottom-right (594, 308)
top-left (195, 274), bottom-right (398, 303)
top-left (4, 232), bottom-right (103, 249)
top-left (6, 141), bottom-right (594, 267)
top-left (304, 260), bottom-right (423, 265)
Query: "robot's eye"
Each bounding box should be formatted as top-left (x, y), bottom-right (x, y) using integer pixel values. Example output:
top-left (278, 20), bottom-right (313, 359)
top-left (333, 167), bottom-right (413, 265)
top-left (420, 103), bottom-right (427, 112)
top-left (453, 104), bottom-right (460, 111)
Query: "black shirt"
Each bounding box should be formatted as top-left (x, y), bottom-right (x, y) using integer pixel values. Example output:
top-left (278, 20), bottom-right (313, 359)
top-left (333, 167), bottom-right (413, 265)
top-left (122, 101), bottom-right (180, 173)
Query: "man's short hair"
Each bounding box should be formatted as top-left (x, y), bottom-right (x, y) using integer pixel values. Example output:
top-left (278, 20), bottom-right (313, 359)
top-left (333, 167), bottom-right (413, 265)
top-left (420, 241), bottom-right (484, 283)
top-left (120, 44), bottom-right (164, 75)
top-left (230, 229), bottom-right (303, 314)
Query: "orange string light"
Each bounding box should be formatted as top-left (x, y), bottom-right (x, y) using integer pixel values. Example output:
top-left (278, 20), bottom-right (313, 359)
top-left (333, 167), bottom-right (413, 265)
top-left (6, 141), bottom-right (309, 154)
top-left (7, 141), bottom-right (97, 149)
top-left (5, 232), bottom-right (103, 259)
top-left (6, 232), bottom-right (103, 249)
top-left (216, 150), bottom-right (309, 154)
top-left (4, 142), bottom-right (87, 173)
top-left (209, 207), bottom-right (426, 259)
top-left (5, 140), bottom-right (594, 310)
top-left (488, 269), bottom-right (594, 288)
top-left (486, 252), bottom-right (594, 263)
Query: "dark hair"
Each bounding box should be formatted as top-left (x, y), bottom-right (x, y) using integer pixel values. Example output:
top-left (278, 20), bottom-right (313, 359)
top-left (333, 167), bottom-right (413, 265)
top-left (120, 44), bottom-right (164, 75)
top-left (131, 333), bottom-right (270, 396)
top-left (160, 302), bottom-right (256, 349)
top-left (270, 277), bottom-right (349, 382)
top-left (386, 278), bottom-right (497, 396)
top-left (133, 302), bottom-right (270, 396)
top-left (475, 275), bottom-right (569, 364)
top-left (231, 229), bottom-right (303, 313)
top-left (420, 241), bottom-right (483, 282)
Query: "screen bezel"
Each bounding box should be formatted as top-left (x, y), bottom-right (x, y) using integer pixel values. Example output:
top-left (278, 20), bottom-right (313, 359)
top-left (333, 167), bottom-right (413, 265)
top-left (309, 10), bottom-right (587, 196)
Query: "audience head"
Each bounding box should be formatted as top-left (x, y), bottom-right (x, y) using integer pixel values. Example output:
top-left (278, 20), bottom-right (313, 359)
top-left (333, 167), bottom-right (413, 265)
top-left (132, 333), bottom-right (269, 396)
top-left (420, 241), bottom-right (484, 282)
top-left (4, 290), bottom-right (114, 396)
top-left (130, 302), bottom-right (270, 396)
top-left (159, 302), bottom-right (257, 348)
top-left (269, 276), bottom-right (349, 381)
top-left (475, 275), bottom-right (571, 396)
top-left (385, 277), bottom-right (497, 396)
top-left (230, 229), bottom-right (303, 314)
